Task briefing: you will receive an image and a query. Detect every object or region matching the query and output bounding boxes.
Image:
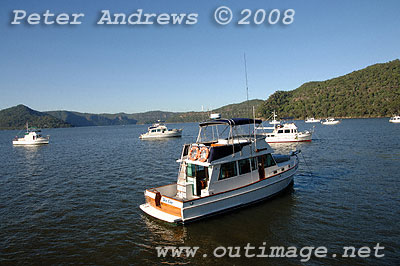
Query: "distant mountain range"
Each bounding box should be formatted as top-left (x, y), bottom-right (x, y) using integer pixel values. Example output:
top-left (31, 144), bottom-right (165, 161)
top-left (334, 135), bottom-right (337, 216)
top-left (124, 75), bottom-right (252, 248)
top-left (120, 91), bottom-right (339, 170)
top-left (257, 59), bottom-right (400, 119)
top-left (0, 100), bottom-right (263, 130)
top-left (2, 59), bottom-right (399, 130)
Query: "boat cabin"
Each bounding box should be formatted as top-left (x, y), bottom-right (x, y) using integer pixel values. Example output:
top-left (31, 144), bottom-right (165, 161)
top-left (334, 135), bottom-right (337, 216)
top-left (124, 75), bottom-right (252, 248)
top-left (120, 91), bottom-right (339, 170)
top-left (172, 118), bottom-right (287, 199)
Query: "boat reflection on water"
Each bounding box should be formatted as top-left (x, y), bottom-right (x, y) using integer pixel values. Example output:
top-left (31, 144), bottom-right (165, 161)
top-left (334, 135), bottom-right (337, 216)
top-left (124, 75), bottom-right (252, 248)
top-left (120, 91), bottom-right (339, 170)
top-left (13, 144), bottom-right (43, 161)
top-left (268, 142), bottom-right (311, 155)
top-left (141, 214), bottom-right (187, 243)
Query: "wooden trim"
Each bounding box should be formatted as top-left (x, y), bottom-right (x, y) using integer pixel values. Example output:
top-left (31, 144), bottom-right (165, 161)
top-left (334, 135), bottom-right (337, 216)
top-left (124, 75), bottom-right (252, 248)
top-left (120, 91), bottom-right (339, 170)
top-left (146, 196), bottom-right (182, 217)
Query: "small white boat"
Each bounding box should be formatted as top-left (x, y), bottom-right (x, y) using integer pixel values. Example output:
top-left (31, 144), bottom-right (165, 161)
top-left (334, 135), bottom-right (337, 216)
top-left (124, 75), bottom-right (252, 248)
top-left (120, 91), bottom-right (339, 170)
top-left (269, 110), bottom-right (281, 125)
top-left (389, 115), bottom-right (400, 123)
top-left (263, 123), bottom-right (313, 143)
top-left (321, 118), bottom-right (341, 125)
top-left (140, 117), bottom-right (299, 224)
top-left (139, 121), bottom-right (182, 139)
top-left (305, 117), bottom-right (321, 123)
top-left (12, 123), bottom-right (50, 145)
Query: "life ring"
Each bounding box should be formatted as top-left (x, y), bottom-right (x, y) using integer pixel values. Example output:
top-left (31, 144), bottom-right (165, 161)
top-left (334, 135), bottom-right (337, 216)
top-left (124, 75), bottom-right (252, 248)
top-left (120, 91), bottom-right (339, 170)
top-left (188, 146), bottom-right (200, 160)
top-left (198, 147), bottom-right (209, 162)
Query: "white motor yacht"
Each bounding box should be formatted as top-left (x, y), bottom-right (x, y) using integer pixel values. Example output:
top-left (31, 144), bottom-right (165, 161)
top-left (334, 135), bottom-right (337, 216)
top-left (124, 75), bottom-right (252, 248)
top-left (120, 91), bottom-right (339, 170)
top-left (140, 118), bottom-right (299, 224)
top-left (389, 115), bottom-right (400, 123)
top-left (139, 122), bottom-right (182, 139)
top-left (12, 123), bottom-right (50, 145)
top-left (305, 117), bottom-right (321, 123)
top-left (263, 123), bottom-right (313, 143)
top-left (321, 118), bottom-right (341, 125)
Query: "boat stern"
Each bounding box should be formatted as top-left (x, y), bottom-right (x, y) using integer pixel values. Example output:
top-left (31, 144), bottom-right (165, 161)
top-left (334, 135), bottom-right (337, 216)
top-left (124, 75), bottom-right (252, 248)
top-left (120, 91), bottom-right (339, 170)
top-left (140, 187), bottom-right (183, 223)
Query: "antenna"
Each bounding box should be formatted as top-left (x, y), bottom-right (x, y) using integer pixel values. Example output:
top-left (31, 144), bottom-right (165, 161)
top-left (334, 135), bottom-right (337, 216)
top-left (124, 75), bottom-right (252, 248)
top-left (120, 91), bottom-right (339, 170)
top-left (244, 53), bottom-right (250, 115)
top-left (244, 53), bottom-right (251, 140)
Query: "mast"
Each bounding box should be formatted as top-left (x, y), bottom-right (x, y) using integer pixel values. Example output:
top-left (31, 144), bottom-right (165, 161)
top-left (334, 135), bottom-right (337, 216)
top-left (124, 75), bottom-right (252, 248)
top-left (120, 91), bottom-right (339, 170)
top-left (243, 53), bottom-right (251, 140)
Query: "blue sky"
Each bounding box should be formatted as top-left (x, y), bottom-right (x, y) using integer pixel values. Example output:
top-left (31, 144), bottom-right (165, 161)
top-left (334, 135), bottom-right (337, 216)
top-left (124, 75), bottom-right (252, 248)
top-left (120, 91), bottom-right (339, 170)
top-left (1, 0), bottom-right (399, 113)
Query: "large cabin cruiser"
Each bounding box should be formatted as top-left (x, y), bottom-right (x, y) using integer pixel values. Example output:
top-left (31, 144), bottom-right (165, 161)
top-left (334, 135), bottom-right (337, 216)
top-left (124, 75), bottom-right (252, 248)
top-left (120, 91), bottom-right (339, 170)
top-left (12, 123), bottom-right (50, 145)
top-left (139, 122), bottom-right (182, 139)
top-left (263, 123), bottom-right (313, 143)
top-left (140, 118), bottom-right (299, 224)
top-left (389, 115), bottom-right (400, 123)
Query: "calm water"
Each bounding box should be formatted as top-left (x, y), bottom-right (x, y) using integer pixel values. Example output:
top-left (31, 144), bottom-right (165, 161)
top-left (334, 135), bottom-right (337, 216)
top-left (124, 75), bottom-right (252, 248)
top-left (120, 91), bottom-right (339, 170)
top-left (0, 119), bottom-right (399, 265)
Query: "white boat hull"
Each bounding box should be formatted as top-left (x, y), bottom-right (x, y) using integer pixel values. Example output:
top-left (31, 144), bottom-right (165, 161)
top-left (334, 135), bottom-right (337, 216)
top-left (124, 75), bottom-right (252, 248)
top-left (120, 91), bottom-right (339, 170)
top-left (321, 121), bottom-right (340, 125)
top-left (12, 138), bottom-right (49, 145)
top-left (269, 121), bottom-right (281, 125)
top-left (305, 119), bottom-right (320, 123)
top-left (139, 130), bottom-right (182, 139)
top-left (265, 133), bottom-right (312, 143)
top-left (389, 119), bottom-right (400, 123)
top-left (140, 163), bottom-right (297, 224)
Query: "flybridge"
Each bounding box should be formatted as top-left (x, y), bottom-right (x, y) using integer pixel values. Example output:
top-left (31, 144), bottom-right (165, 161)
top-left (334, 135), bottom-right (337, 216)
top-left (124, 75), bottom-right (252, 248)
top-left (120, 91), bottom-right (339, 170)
top-left (11, 9), bottom-right (198, 25)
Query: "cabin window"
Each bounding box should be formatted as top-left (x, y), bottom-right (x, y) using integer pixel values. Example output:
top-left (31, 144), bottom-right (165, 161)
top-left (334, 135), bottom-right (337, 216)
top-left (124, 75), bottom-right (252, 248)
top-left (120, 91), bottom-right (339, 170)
top-left (187, 163), bottom-right (208, 179)
top-left (259, 154), bottom-right (276, 168)
top-left (250, 157), bottom-right (258, 171)
top-left (156, 129), bottom-right (161, 132)
top-left (265, 153), bottom-right (276, 167)
top-left (284, 129), bottom-right (290, 133)
top-left (219, 161), bottom-right (237, 180)
top-left (238, 159), bottom-right (251, 175)
top-left (278, 130), bottom-right (283, 133)
top-left (151, 129), bottom-right (156, 133)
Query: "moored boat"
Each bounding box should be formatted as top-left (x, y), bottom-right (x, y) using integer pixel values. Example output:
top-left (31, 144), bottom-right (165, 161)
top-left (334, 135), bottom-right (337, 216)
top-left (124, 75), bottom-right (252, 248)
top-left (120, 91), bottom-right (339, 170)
top-left (321, 118), bottom-right (340, 125)
top-left (389, 115), bottom-right (400, 123)
top-left (139, 118), bottom-right (299, 224)
top-left (12, 123), bottom-right (50, 145)
top-left (269, 110), bottom-right (281, 125)
top-left (305, 117), bottom-right (321, 123)
top-left (263, 123), bottom-right (313, 143)
top-left (139, 121), bottom-right (182, 139)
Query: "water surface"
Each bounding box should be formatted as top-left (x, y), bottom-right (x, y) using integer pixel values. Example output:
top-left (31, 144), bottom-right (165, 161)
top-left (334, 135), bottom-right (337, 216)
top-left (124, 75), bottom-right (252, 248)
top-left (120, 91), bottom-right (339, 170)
top-left (0, 119), bottom-right (399, 265)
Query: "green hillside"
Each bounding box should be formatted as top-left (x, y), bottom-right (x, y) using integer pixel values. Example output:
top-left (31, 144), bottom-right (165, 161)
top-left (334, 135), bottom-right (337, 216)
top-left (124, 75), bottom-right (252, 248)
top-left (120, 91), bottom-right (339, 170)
top-left (47, 99), bottom-right (263, 125)
top-left (47, 111), bottom-right (138, 127)
top-left (257, 59), bottom-right (400, 119)
top-left (167, 99), bottom-right (264, 122)
top-left (0, 105), bottom-right (71, 130)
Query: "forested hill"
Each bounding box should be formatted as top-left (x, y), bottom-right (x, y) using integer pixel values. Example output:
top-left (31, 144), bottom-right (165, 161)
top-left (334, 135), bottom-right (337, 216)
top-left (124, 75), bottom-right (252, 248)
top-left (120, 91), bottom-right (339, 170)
top-left (46, 111), bottom-right (139, 127)
top-left (167, 99), bottom-right (264, 122)
top-left (257, 59), bottom-right (400, 119)
top-left (0, 100), bottom-right (264, 129)
top-left (0, 105), bottom-right (71, 130)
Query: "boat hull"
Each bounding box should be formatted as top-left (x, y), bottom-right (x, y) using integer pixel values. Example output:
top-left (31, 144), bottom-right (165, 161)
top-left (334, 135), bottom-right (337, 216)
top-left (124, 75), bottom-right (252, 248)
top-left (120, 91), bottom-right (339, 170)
top-left (12, 139), bottom-right (49, 145)
top-left (140, 163), bottom-right (297, 224)
top-left (321, 121), bottom-right (340, 125)
top-left (389, 120), bottom-right (400, 123)
top-left (139, 130), bottom-right (182, 139)
top-left (265, 133), bottom-right (312, 143)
